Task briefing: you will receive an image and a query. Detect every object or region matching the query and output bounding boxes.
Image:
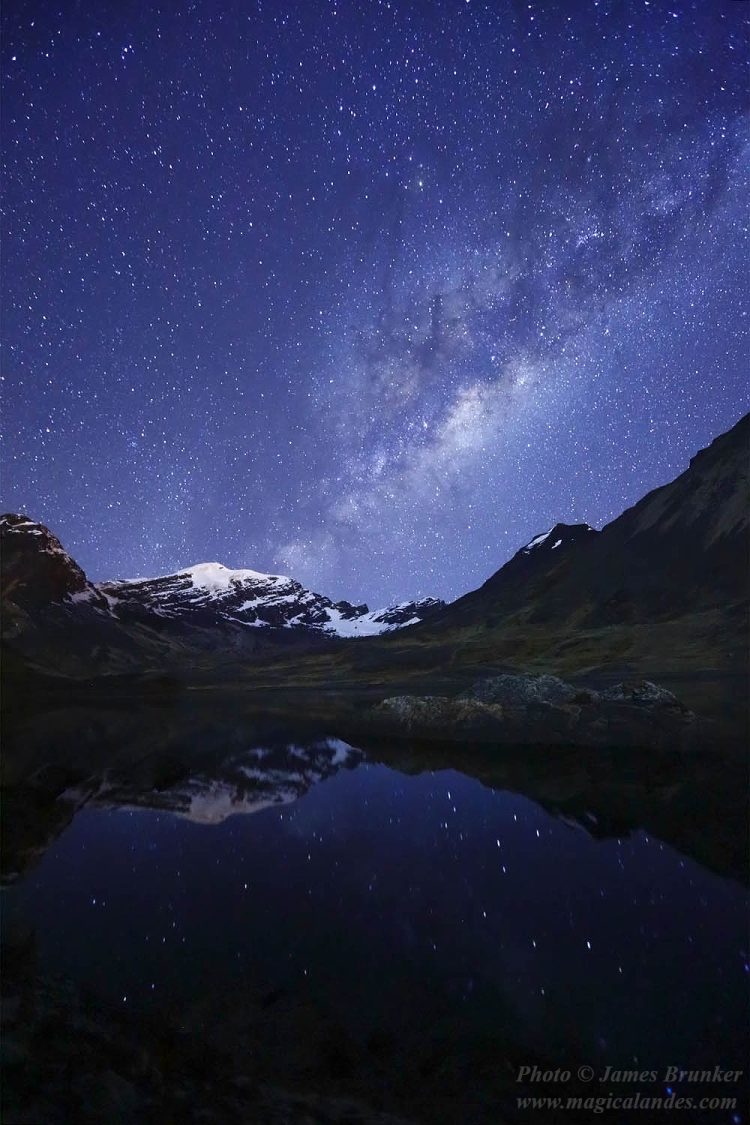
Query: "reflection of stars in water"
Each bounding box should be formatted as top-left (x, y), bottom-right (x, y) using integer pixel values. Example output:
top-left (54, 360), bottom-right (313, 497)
top-left (24, 755), bottom-right (747, 1083)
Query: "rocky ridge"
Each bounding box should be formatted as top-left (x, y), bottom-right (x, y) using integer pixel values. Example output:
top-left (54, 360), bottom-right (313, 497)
top-left (0, 514), bottom-right (443, 640)
top-left (99, 563), bottom-right (442, 636)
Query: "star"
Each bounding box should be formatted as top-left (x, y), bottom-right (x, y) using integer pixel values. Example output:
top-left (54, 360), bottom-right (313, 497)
top-left (2, 0), bottom-right (747, 604)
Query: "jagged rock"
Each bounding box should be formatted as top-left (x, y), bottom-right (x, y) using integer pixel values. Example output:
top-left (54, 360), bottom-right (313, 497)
top-left (518, 523), bottom-right (599, 557)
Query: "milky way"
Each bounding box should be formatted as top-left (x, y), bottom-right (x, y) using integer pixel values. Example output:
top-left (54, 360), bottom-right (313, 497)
top-left (3, 1), bottom-right (748, 604)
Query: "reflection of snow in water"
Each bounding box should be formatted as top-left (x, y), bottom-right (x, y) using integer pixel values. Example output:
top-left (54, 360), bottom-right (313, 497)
top-left (106, 738), bottom-right (361, 826)
top-left (326, 738), bottom-right (355, 766)
top-left (185, 784), bottom-right (300, 825)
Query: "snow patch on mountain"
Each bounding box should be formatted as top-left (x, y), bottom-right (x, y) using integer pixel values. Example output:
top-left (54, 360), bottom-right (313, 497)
top-left (523, 528), bottom-right (555, 552)
top-left (520, 523), bottom-right (597, 556)
top-left (119, 561), bottom-right (291, 591)
top-left (311, 604), bottom-right (424, 637)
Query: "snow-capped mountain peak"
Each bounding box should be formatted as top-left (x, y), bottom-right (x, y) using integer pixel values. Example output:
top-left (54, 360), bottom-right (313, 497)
top-left (98, 560), bottom-right (443, 637)
top-left (118, 561), bottom-right (292, 591)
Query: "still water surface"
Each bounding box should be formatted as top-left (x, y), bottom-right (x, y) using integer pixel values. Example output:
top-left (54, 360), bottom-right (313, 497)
top-left (8, 735), bottom-right (748, 1108)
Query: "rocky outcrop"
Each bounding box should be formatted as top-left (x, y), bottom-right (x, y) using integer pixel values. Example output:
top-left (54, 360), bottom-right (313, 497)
top-left (0, 514), bottom-right (106, 613)
top-left (599, 680), bottom-right (681, 705)
top-left (371, 674), bottom-right (699, 749)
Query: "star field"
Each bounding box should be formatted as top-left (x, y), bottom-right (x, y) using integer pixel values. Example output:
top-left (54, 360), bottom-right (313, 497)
top-left (3, 0), bottom-right (748, 604)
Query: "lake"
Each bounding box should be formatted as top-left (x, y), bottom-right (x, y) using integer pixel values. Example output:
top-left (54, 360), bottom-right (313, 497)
top-left (2, 713), bottom-right (748, 1123)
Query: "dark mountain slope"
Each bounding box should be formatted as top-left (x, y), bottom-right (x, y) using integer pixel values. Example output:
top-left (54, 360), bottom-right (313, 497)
top-left (423, 522), bottom-right (599, 631)
top-left (426, 412), bottom-right (749, 634)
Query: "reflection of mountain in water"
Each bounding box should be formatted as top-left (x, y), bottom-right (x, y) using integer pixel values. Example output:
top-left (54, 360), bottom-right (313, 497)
top-left (2, 700), bottom-right (747, 886)
top-left (99, 738), bottom-right (360, 825)
top-left (1, 707), bottom-right (366, 883)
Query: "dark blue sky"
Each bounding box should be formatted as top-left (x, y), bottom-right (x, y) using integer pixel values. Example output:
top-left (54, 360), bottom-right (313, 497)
top-left (3, 0), bottom-right (748, 605)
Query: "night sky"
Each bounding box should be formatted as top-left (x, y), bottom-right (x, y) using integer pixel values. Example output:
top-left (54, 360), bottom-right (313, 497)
top-left (3, 1), bottom-right (749, 606)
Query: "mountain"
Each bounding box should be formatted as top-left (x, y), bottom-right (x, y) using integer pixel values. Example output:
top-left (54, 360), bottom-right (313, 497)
top-left (2, 414), bottom-right (747, 740)
top-left (0, 513), bottom-right (443, 677)
top-left (425, 521), bottom-right (599, 629)
top-left (0, 513), bottom-right (107, 612)
top-left (426, 411), bottom-right (749, 635)
top-left (98, 562), bottom-right (442, 636)
top-left (363, 411), bottom-right (747, 738)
